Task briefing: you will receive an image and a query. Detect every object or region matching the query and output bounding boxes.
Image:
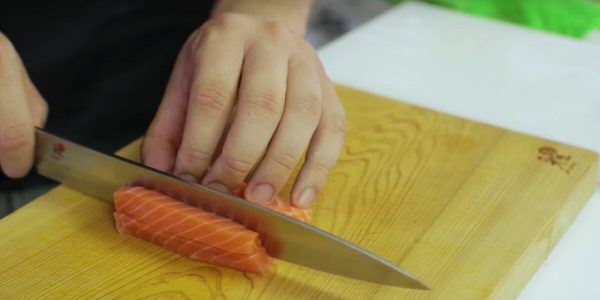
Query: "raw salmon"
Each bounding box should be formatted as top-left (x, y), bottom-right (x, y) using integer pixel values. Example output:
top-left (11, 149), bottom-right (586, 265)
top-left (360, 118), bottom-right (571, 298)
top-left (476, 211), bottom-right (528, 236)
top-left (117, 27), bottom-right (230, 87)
top-left (234, 183), bottom-right (312, 223)
top-left (113, 185), bottom-right (311, 275)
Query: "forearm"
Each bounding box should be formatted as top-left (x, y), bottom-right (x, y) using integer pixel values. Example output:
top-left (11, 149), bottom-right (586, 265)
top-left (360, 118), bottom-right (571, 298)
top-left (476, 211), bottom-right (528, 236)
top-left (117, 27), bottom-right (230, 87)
top-left (211, 0), bottom-right (314, 34)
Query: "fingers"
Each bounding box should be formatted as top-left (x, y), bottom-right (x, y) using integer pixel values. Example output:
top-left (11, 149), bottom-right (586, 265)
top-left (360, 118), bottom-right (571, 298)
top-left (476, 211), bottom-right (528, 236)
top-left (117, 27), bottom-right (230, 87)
top-left (0, 34), bottom-right (39, 178)
top-left (291, 73), bottom-right (346, 208)
top-left (244, 55), bottom-right (322, 204)
top-left (143, 16), bottom-right (344, 210)
top-left (172, 32), bottom-right (245, 181)
top-left (141, 36), bottom-right (194, 172)
top-left (201, 43), bottom-right (288, 193)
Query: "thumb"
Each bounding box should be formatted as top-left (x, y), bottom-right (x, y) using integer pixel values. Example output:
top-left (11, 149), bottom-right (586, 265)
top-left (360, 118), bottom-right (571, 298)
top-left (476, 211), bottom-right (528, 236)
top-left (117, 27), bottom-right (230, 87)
top-left (24, 73), bottom-right (48, 128)
top-left (0, 33), bottom-right (45, 178)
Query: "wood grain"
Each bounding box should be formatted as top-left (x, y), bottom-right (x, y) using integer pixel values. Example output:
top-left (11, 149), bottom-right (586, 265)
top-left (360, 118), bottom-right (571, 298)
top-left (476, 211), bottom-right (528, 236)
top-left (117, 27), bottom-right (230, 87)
top-left (0, 85), bottom-right (597, 299)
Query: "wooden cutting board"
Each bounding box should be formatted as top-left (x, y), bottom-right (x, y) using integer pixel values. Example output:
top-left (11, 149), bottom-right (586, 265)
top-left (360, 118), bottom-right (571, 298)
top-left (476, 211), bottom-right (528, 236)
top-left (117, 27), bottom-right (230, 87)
top-left (0, 85), bottom-right (597, 299)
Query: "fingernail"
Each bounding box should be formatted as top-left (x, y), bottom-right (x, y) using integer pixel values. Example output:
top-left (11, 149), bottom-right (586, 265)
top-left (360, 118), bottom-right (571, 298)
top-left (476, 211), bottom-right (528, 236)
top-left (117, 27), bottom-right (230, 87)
top-left (248, 184), bottom-right (274, 204)
top-left (207, 182), bottom-right (229, 193)
top-left (179, 174), bottom-right (198, 183)
top-left (297, 188), bottom-right (316, 208)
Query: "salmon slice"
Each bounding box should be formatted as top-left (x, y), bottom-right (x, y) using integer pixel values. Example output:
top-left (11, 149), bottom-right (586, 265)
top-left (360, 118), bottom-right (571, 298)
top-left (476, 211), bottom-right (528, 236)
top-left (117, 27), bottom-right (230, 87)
top-left (234, 184), bottom-right (312, 223)
top-left (113, 185), bottom-right (311, 275)
top-left (113, 186), bottom-right (272, 274)
top-left (262, 197), bottom-right (312, 222)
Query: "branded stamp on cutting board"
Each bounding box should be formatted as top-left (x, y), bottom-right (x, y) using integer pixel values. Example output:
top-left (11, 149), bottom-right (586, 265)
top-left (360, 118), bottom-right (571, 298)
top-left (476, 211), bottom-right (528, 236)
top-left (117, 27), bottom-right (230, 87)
top-left (0, 85), bottom-right (597, 299)
top-left (537, 146), bottom-right (576, 174)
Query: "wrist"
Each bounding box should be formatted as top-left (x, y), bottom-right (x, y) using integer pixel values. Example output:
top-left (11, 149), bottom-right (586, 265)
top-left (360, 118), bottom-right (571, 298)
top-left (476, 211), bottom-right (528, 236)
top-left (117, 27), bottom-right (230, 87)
top-left (211, 0), bottom-right (313, 35)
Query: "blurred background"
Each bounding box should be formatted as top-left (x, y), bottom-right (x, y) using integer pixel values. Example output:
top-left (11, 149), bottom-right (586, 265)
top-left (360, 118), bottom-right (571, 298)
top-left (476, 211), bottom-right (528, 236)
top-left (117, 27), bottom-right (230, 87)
top-left (307, 0), bottom-right (391, 48)
top-left (306, 0), bottom-right (600, 47)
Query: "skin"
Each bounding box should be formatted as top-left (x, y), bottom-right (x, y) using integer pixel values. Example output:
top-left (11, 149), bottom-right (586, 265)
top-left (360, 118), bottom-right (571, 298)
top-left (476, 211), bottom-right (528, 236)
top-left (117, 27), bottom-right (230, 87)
top-left (0, 32), bottom-right (48, 178)
top-left (0, 0), bottom-right (346, 209)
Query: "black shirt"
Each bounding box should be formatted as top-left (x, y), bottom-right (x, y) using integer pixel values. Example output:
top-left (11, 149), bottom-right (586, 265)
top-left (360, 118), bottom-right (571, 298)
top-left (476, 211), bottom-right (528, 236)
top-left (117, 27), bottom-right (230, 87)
top-left (0, 0), bottom-right (213, 190)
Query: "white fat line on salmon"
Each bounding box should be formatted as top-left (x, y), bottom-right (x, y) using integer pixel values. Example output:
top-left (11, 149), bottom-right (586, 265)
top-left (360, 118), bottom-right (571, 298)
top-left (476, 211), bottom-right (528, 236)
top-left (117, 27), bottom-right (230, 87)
top-left (174, 221), bottom-right (244, 252)
top-left (147, 206), bottom-right (199, 243)
top-left (116, 188), bottom-right (154, 212)
top-left (163, 218), bottom-right (237, 251)
top-left (150, 209), bottom-right (225, 244)
top-left (187, 227), bottom-right (254, 259)
top-left (119, 189), bottom-right (163, 214)
top-left (229, 252), bottom-right (268, 274)
top-left (132, 202), bottom-right (192, 236)
top-left (136, 200), bottom-right (182, 221)
top-left (172, 221), bottom-right (249, 254)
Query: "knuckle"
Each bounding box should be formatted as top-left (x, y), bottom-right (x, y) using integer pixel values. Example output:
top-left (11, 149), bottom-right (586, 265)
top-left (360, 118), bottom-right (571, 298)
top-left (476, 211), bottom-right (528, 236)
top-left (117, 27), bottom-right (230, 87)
top-left (222, 154), bottom-right (254, 175)
top-left (309, 159), bottom-right (333, 176)
top-left (245, 89), bottom-right (283, 120)
top-left (325, 116), bottom-right (346, 139)
top-left (178, 144), bottom-right (213, 166)
top-left (294, 40), bottom-right (315, 56)
top-left (190, 86), bottom-right (230, 116)
top-left (301, 40), bottom-right (316, 53)
top-left (270, 151), bottom-right (297, 171)
top-left (291, 91), bottom-right (322, 120)
top-left (289, 54), bottom-right (315, 70)
top-left (265, 21), bottom-right (291, 41)
top-left (197, 26), bottom-right (220, 45)
top-left (329, 105), bottom-right (347, 138)
top-left (195, 14), bottom-right (239, 47)
top-left (187, 28), bottom-right (208, 52)
top-left (213, 12), bottom-right (245, 29)
top-left (0, 123), bottom-right (31, 154)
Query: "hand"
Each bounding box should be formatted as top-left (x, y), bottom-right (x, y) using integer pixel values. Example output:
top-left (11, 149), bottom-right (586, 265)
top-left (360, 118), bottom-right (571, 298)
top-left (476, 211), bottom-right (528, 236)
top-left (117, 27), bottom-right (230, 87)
top-left (0, 32), bottom-right (48, 178)
top-left (142, 13), bottom-right (346, 208)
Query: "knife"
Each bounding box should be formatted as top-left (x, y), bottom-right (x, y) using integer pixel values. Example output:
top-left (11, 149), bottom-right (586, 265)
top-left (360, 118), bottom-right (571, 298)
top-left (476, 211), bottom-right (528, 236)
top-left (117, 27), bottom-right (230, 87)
top-left (34, 127), bottom-right (429, 290)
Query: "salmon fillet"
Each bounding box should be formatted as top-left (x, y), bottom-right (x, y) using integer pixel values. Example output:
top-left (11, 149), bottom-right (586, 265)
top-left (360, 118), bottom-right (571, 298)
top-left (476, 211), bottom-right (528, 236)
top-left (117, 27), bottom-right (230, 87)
top-left (234, 183), bottom-right (312, 223)
top-left (113, 185), bottom-right (311, 275)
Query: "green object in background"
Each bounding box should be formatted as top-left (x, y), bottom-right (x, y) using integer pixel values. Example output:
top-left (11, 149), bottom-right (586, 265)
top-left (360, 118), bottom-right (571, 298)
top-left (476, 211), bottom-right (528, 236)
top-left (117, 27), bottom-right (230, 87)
top-left (389, 0), bottom-right (600, 38)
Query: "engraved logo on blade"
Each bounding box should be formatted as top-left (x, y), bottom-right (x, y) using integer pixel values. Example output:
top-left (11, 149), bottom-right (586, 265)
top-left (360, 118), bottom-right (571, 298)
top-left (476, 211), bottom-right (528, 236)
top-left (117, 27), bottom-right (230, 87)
top-left (537, 146), bottom-right (575, 174)
top-left (51, 142), bottom-right (66, 160)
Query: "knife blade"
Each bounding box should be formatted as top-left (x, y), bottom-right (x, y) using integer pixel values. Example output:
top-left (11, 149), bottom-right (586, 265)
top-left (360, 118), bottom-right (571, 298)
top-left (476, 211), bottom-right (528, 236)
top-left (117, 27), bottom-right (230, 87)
top-left (34, 128), bottom-right (428, 289)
